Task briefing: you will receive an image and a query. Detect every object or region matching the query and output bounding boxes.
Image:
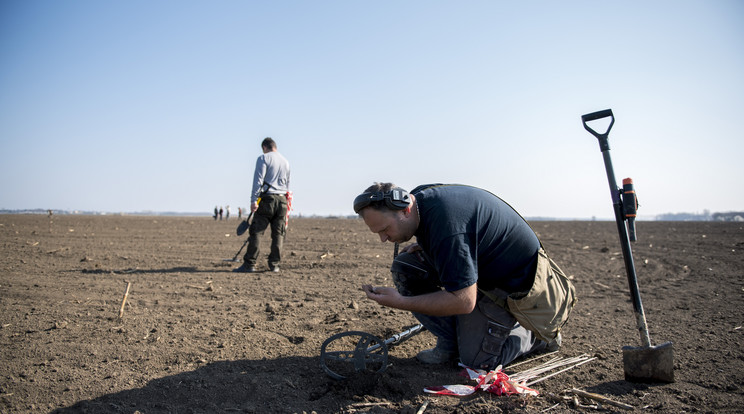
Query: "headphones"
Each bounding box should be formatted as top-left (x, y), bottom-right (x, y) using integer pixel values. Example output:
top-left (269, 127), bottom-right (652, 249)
top-left (353, 187), bottom-right (410, 213)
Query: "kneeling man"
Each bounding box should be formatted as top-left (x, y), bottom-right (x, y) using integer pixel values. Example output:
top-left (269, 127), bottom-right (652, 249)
top-left (355, 182), bottom-right (562, 369)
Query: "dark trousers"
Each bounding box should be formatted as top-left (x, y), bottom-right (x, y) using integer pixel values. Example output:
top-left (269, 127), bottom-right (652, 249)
top-left (391, 251), bottom-right (546, 369)
top-left (244, 194), bottom-right (288, 269)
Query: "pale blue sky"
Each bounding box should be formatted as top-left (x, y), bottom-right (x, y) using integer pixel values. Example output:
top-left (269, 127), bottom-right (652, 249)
top-left (1, 1), bottom-right (742, 218)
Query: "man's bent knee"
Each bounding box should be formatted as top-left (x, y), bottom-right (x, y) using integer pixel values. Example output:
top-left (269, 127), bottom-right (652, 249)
top-left (390, 252), bottom-right (440, 296)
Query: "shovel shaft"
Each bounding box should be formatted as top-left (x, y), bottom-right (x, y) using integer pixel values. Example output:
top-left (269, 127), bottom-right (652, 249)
top-left (602, 150), bottom-right (652, 348)
top-left (611, 187), bottom-right (652, 348)
top-left (585, 109), bottom-right (652, 348)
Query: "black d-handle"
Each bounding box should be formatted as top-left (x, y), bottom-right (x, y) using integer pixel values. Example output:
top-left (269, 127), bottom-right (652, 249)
top-left (582, 109), bottom-right (614, 151)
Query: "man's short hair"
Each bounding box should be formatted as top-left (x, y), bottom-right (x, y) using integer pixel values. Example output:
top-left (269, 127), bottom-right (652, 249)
top-left (363, 182), bottom-right (395, 195)
top-left (261, 137), bottom-right (277, 150)
top-left (354, 182), bottom-right (410, 213)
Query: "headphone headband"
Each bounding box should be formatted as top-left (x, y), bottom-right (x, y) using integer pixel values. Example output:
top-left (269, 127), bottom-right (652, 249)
top-left (353, 187), bottom-right (410, 213)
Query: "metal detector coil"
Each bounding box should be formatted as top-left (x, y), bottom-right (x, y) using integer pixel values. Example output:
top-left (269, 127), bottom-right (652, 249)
top-left (319, 331), bottom-right (389, 380)
top-left (319, 324), bottom-right (425, 380)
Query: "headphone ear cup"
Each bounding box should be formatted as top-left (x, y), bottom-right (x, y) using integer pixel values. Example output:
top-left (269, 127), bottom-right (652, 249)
top-left (354, 187), bottom-right (410, 212)
top-left (385, 188), bottom-right (410, 210)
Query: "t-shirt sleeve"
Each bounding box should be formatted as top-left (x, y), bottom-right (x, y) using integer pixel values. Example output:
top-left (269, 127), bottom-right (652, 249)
top-left (433, 233), bottom-right (478, 292)
top-left (251, 156), bottom-right (267, 203)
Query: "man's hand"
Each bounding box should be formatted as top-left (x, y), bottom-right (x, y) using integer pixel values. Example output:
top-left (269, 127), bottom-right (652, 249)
top-left (250, 201), bottom-right (259, 213)
top-left (400, 243), bottom-right (422, 254)
top-left (361, 284), bottom-right (402, 307)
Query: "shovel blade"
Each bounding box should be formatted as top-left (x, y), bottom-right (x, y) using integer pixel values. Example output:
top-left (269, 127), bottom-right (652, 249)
top-left (622, 341), bottom-right (674, 383)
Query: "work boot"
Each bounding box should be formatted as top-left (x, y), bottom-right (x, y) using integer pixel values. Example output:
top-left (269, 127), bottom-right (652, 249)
top-left (546, 333), bottom-right (562, 352)
top-left (416, 340), bottom-right (457, 364)
top-left (232, 263), bottom-right (256, 273)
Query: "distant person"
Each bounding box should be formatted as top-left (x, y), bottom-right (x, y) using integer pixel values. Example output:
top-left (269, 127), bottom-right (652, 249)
top-left (355, 183), bottom-right (571, 370)
top-left (234, 137), bottom-right (290, 273)
top-left (219, 207), bottom-right (223, 220)
top-left (214, 206), bottom-right (218, 220)
top-left (238, 207), bottom-right (242, 219)
top-left (225, 205), bottom-right (230, 220)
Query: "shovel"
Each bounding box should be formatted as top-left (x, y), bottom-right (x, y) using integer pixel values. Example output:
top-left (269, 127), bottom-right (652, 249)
top-left (582, 109), bottom-right (674, 383)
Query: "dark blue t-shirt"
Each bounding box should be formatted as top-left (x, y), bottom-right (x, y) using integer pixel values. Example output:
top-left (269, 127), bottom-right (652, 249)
top-left (411, 184), bottom-right (540, 293)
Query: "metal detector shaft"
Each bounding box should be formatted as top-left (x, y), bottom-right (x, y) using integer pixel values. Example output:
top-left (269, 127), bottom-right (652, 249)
top-left (582, 109), bottom-right (651, 348)
top-left (366, 324), bottom-right (425, 353)
top-left (227, 211), bottom-right (254, 262)
top-left (230, 237), bottom-right (250, 262)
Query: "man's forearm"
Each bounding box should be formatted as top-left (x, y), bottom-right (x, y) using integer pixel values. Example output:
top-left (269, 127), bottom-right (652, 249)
top-left (397, 284), bottom-right (476, 316)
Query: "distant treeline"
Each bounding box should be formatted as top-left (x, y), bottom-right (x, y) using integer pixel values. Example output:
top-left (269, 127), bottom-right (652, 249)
top-left (0, 209), bottom-right (211, 217)
top-left (655, 211), bottom-right (744, 222)
top-left (2, 209), bottom-right (742, 221)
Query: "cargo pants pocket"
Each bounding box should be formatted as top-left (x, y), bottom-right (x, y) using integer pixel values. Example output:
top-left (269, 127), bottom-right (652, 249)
top-left (457, 293), bottom-right (517, 369)
top-left (481, 320), bottom-right (512, 355)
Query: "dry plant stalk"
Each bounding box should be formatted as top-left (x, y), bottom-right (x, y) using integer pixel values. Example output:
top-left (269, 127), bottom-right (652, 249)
top-left (570, 388), bottom-right (634, 410)
top-left (118, 281), bottom-right (131, 318)
top-left (350, 402), bottom-right (391, 409)
top-left (415, 400), bottom-right (430, 414)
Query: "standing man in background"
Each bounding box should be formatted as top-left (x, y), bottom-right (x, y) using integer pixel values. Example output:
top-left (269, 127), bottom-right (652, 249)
top-left (233, 137), bottom-right (291, 273)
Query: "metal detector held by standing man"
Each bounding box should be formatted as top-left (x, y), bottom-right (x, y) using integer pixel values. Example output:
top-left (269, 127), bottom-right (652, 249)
top-left (582, 109), bottom-right (673, 383)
